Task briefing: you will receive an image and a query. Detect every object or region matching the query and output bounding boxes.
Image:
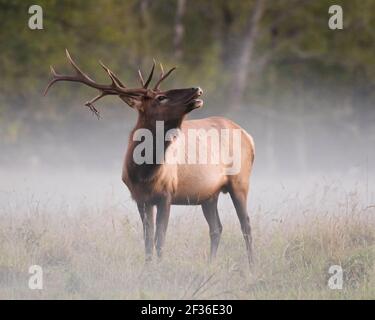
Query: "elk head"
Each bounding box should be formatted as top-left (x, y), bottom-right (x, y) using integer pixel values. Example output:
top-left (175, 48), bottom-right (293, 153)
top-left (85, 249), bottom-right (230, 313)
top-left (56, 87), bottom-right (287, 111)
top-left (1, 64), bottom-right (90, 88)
top-left (44, 50), bottom-right (203, 124)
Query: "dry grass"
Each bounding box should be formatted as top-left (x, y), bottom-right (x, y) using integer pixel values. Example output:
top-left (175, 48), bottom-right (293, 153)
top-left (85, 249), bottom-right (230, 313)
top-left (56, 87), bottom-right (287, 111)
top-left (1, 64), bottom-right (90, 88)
top-left (0, 192), bottom-right (374, 299)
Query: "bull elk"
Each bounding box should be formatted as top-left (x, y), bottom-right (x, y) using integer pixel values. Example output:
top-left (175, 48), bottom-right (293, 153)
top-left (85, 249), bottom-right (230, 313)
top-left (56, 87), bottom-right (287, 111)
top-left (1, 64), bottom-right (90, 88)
top-left (44, 50), bottom-right (255, 264)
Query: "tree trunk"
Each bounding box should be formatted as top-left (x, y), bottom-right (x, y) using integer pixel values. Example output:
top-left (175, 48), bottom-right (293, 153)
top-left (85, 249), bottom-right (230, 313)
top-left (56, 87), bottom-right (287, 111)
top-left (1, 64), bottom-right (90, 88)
top-left (139, 0), bottom-right (150, 28)
top-left (174, 0), bottom-right (187, 61)
top-left (220, 2), bottom-right (235, 66)
top-left (137, 0), bottom-right (150, 66)
top-left (230, 0), bottom-right (265, 110)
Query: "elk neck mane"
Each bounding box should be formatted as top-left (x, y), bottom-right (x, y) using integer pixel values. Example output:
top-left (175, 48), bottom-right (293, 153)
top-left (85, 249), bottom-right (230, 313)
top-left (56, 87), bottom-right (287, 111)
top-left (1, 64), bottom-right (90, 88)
top-left (125, 112), bottom-right (186, 183)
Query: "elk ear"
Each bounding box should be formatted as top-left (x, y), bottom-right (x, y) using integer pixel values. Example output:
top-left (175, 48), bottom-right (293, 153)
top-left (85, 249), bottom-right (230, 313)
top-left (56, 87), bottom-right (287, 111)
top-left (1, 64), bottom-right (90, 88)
top-left (120, 95), bottom-right (144, 112)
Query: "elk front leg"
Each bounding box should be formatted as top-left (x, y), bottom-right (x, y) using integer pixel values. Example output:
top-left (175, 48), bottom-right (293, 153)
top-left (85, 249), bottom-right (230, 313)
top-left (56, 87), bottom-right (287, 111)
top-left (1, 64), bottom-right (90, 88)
top-left (202, 195), bottom-right (222, 262)
top-left (137, 203), bottom-right (155, 263)
top-left (154, 197), bottom-right (171, 259)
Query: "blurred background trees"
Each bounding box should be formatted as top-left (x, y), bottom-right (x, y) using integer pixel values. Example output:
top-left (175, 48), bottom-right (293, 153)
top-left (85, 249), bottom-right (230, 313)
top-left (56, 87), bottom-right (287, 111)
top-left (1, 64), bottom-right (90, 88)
top-left (0, 0), bottom-right (374, 174)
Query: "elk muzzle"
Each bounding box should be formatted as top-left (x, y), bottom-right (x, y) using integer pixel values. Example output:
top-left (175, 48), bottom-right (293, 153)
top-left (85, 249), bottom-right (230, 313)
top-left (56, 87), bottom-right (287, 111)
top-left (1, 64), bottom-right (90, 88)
top-left (188, 87), bottom-right (204, 109)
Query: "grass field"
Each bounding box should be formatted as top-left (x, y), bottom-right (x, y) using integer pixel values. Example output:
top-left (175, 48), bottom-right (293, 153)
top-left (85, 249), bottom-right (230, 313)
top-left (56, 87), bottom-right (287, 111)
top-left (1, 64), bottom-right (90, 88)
top-left (1, 180), bottom-right (374, 299)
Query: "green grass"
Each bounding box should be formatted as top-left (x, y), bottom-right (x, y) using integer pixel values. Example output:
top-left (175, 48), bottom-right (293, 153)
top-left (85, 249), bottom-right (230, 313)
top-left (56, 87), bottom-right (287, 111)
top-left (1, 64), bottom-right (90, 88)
top-left (0, 198), bottom-right (374, 299)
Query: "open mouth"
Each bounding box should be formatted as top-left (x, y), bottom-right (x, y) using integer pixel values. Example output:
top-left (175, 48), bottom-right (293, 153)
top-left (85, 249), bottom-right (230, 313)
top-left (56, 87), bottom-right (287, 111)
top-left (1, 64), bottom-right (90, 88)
top-left (186, 90), bottom-right (204, 109)
top-left (192, 98), bottom-right (203, 109)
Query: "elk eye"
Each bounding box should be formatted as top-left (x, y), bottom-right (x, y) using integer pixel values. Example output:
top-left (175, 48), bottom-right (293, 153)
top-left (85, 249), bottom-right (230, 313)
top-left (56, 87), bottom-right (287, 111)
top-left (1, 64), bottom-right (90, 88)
top-left (157, 95), bottom-right (167, 102)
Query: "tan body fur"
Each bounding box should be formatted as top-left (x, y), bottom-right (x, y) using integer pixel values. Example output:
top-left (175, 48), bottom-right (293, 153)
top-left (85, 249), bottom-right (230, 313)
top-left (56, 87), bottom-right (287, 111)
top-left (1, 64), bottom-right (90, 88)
top-left (122, 116), bottom-right (255, 206)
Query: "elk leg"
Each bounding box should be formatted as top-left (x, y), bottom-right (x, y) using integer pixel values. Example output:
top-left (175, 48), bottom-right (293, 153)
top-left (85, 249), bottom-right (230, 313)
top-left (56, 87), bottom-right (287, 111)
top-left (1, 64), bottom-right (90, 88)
top-left (202, 195), bottom-right (222, 261)
top-left (154, 197), bottom-right (171, 259)
top-left (229, 190), bottom-right (253, 265)
top-left (137, 202), bottom-right (155, 262)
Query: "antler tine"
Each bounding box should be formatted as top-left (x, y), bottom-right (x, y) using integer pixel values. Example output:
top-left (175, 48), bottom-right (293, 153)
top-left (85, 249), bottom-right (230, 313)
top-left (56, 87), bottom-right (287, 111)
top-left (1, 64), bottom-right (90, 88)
top-left (65, 49), bottom-right (95, 82)
top-left (43, 66), bottom-right (59, 95)
top-left (159, 62), bottom-right (164, 75)
top-left (138, 69), bottom-right (145, 87)
top-left (153, 66), bottom-right (177, 90)
top-left (50, 65), bottom-right (57, 76)
top-left (84, 92), bottom-right (108, 119)
top-left (143, 60), bottom-right (155, 89)
top-left (99, 61), bottom-right (116, 86)
top-left (99, 60), bottom-right (126, 88)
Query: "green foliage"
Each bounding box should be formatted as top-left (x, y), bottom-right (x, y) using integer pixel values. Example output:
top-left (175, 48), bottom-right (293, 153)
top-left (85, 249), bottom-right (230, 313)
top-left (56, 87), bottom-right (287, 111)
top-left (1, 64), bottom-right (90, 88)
top-left (0, 0), bottom-right (374, 132)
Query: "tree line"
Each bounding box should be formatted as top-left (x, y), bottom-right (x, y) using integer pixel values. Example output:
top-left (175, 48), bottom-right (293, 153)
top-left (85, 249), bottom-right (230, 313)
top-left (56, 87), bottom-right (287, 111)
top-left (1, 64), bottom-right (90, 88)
top-left (0, 0), bottom-right (374, 171)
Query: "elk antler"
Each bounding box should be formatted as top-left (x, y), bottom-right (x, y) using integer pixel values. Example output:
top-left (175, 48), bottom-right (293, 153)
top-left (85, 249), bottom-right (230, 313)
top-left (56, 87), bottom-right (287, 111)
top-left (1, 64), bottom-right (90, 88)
top-left (138, 60), bottom-right (156, 89)
top-left (44, 49), bottom-right (148, 117)
top-left (153, 62), bottom-right (176, 91)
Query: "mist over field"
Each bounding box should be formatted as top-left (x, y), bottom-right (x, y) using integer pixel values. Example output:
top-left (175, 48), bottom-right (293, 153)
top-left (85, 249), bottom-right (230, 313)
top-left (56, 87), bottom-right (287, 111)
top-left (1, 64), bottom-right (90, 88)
top-left (1, 107), bottom-right (374, 209)
top-left (1, 0), bottom-right (375, 299)
top-left (1, 103), bottom-right (374, 299)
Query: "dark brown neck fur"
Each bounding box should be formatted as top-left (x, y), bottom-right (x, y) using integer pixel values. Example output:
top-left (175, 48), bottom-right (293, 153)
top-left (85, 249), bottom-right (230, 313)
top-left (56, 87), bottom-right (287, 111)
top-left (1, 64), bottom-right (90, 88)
top-left (125, 112), bottom-right (185, 183)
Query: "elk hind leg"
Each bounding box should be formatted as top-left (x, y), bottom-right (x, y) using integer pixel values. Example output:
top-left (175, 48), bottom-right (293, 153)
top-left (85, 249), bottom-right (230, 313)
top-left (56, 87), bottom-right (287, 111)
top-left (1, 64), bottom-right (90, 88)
top-left (229, 188), bottom-right (253, 265)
